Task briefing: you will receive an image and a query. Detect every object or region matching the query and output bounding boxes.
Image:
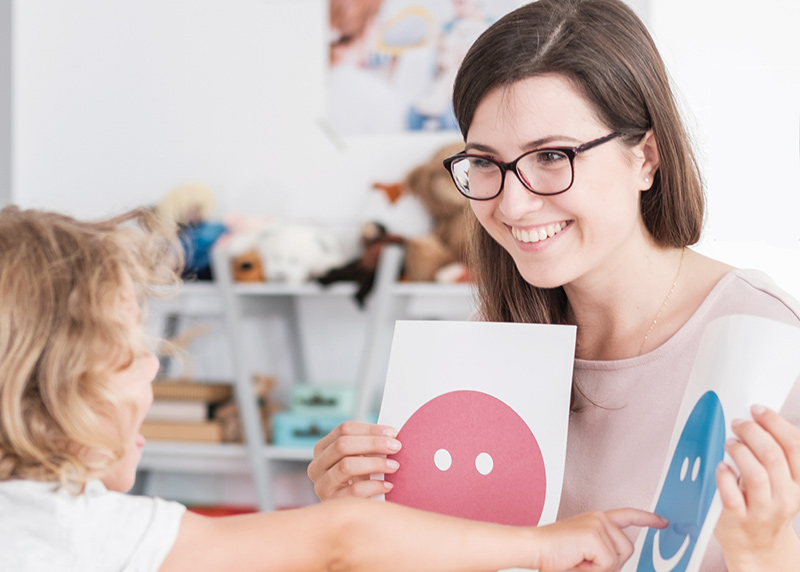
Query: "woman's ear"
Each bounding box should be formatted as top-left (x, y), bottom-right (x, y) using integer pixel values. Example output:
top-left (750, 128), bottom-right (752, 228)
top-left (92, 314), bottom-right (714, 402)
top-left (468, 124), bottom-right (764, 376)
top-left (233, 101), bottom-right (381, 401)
top-left (636, 129), bottom-right (660, 191)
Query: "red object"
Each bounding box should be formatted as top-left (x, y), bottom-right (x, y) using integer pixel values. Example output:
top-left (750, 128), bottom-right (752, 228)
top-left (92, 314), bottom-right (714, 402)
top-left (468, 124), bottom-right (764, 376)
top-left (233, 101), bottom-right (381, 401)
top-left (188, 505), bottom-right (258, 517)
top-left (385, 390), bottom-right (546, 526)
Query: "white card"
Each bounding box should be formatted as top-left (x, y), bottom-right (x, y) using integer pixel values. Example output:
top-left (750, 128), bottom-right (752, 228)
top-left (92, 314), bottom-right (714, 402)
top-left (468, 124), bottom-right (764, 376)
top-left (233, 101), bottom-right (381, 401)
top-left (624, 314), bottom-right (800, 572)
top-left (377, 320), bottom-right (576, 543)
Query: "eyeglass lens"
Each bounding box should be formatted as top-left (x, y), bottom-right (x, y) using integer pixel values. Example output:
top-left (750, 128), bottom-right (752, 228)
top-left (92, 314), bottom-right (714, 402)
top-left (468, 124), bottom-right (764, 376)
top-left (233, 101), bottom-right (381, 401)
top-left (450, 150), bottom-right (573, 199)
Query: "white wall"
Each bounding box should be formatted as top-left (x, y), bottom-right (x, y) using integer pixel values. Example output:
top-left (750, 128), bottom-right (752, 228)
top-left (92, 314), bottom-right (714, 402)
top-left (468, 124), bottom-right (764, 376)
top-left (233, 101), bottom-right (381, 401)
top-left (650, 0), bottom-right (800, 294)
top-left (12, 0), bottom-right (452, 233)
top-left (0, 0), bottom-right (9, 206)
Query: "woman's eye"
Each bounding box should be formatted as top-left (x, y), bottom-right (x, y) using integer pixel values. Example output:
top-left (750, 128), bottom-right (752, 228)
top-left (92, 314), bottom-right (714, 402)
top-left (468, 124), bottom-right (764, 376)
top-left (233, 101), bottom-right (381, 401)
top-left (535, 151), bottom-right (568, 165)
top-left (470, 157), bottom-right (496, 171)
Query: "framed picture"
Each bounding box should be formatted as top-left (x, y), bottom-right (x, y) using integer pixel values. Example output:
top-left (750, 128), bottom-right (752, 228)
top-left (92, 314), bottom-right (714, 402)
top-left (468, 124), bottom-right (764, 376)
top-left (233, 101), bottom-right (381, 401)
top-left (326, 0), bottom-right (522, 135)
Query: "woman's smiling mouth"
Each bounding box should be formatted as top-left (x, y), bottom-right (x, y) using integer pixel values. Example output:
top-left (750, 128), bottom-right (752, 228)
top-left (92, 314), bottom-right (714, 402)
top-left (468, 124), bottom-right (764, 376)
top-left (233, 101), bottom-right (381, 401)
top-left (511, 221), bottom-right (569, 243)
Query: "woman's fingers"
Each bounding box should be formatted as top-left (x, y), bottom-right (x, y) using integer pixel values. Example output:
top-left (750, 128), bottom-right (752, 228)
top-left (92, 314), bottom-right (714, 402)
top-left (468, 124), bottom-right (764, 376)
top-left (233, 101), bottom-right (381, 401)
top-left (325, 474), bottom-right (395, 500)
top-left (307, 421), bottom-right (401, 500)
top-left (751, 405), bottom-right (800, 482)
top-left (728, 406), bottom-right (800, 509)
top-left (725, 428), bottom-right (775, 509)
top-left (716, 461), bottom-right (746, 513)
top-left (311, 421), bottom-right (398, 463)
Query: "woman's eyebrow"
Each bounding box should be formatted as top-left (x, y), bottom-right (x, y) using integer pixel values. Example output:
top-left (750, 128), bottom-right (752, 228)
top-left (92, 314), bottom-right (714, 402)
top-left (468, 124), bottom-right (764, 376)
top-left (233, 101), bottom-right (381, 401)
top-left (464, 135), bottom-right (581, 154)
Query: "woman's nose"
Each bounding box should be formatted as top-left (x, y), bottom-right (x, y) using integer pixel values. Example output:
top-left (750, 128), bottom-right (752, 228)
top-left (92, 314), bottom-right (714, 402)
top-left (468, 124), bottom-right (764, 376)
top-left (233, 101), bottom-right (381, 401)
top-left (497, 169), bottom-right (545, 219)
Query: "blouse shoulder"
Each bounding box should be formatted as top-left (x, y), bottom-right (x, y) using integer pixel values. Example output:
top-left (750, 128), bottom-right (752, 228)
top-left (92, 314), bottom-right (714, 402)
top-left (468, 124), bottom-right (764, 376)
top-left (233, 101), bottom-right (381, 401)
top-left (721, 268), bottom-right (800, 326)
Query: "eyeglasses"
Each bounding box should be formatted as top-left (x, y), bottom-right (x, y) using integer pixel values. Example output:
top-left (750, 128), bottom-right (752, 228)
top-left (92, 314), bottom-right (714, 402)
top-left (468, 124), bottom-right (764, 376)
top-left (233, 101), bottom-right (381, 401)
top-left (442, 132), bottom-right (622, 201)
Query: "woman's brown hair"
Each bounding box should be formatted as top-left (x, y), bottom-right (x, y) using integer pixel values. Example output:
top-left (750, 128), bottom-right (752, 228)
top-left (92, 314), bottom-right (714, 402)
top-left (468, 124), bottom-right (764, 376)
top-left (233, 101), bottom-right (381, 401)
top-left (452, 0), bottom-right (705, 326)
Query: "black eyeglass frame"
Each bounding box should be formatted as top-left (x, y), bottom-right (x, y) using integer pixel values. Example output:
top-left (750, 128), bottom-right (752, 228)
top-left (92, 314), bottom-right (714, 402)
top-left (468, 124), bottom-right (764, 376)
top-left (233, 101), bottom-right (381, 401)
top-left (442, 131), bottom-right (623, 201)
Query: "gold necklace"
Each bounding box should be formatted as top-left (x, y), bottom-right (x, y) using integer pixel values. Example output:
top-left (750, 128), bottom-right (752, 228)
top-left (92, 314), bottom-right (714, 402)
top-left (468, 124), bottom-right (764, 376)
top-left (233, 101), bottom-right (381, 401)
top-left (638, 248), bottom-right (685, 356)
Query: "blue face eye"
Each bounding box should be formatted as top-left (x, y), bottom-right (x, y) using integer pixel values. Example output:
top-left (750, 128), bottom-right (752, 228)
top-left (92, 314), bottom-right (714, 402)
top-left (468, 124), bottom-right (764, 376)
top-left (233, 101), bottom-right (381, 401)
top-left (636, 391), bottom-right (726, 572)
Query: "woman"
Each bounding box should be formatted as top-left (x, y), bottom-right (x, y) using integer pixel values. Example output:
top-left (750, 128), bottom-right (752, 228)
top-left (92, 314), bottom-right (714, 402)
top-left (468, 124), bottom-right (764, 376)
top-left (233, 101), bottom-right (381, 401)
top-left (308, 1), bottom-right (800, 569)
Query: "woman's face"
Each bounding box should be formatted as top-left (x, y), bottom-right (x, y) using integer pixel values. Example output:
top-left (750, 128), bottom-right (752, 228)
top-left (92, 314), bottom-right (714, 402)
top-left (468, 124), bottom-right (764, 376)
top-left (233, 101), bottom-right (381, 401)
top-left (100, 279), bottom-right (159, 493)
top-left (466, 74), bottom-right (654, 290)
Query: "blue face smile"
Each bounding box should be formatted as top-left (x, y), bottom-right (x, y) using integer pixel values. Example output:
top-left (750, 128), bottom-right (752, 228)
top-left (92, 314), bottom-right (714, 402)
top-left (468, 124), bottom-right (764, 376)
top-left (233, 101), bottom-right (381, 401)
top-left (637, 391), bottom-right (726, 572)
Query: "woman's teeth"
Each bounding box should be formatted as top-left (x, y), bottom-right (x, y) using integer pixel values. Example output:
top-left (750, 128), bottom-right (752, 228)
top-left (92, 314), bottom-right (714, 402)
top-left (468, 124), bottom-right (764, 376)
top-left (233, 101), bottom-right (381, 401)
top-left (512, 222), bottom-right (568, 243)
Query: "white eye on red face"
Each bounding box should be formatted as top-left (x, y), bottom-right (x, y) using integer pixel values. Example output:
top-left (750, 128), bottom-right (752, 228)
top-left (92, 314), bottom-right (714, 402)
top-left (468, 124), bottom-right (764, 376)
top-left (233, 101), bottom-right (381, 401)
top-left (385, 390), bottom-right (547, 527)
top-left (434, 448), bottom-right (494, 475)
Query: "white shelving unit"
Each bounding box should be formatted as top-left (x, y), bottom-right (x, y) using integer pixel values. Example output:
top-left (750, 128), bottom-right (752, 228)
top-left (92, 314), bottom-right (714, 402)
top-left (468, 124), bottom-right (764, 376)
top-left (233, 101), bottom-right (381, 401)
top-left (140, 244), bottom-right (476, 511)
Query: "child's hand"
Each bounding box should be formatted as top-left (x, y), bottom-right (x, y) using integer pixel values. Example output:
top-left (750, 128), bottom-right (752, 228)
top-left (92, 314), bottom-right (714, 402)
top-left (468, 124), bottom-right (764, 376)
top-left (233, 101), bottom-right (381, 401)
top-left (533, 509), bottom-right (666, 572)
top-left (307, 421), bottom-right (402, 500)
top-left (715, 404), bottom-right (800, 571)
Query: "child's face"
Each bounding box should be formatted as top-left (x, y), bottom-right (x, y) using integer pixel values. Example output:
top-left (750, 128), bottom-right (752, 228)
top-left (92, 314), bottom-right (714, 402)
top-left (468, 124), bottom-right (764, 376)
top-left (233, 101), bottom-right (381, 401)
top-left (100, 278), bottom-right (159, 493)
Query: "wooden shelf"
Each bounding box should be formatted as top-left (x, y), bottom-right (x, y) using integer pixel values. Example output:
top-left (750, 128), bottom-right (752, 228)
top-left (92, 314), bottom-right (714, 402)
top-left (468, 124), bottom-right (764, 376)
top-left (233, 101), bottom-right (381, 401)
top-left (140, 441), bottom-right (314, 474)
top-left (139, 243), bottom-right (476, 511)
top-left (230, 281), bottom-right (359, 297)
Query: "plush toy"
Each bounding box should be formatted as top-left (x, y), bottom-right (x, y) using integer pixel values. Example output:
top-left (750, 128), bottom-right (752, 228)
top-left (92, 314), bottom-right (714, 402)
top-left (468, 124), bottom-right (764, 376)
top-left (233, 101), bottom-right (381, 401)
top-left (316, 221), bottom-right (406, 307)
top-left (222, 220), bottom-right (348, 284)
top-left (399, 142), bottom-right (472, 282)
top-left (231, 249), bottom-right (265, 282)
top-left (216, 213), bottom-right (273, 282)
top-left (157, 183), bottom-right (227, 281)
top-left (255, 222), bottom-right (348, 284)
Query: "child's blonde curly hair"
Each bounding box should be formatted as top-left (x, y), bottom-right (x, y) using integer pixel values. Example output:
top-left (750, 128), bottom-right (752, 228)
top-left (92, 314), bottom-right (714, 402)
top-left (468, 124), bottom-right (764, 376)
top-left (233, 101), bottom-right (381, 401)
top-left (0, 206), bottom-right (182, 491)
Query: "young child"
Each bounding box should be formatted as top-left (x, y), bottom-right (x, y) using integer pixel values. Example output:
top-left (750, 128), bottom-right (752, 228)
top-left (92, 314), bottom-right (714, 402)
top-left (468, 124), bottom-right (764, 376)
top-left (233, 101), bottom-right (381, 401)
top-left (0, 205), bottom-right (664, 572)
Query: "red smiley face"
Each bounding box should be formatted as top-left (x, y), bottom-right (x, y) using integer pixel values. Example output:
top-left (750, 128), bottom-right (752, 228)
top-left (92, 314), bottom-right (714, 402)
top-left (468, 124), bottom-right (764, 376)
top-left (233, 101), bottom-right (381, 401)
top-left (385, 390), bottom-right (546, 526)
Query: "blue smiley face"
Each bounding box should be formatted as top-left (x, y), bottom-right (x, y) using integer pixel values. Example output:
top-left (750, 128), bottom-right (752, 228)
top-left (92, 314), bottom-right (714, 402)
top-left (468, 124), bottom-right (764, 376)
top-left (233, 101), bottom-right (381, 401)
top-left (637, 391), bottom-right (726, 572)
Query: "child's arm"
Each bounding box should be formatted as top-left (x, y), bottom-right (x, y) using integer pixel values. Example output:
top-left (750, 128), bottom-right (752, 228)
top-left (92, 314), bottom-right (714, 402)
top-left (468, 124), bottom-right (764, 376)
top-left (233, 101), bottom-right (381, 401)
top-left (160, 497), bottom-right (665, 572)
top-left (715, 405), bottom-right (800, 572)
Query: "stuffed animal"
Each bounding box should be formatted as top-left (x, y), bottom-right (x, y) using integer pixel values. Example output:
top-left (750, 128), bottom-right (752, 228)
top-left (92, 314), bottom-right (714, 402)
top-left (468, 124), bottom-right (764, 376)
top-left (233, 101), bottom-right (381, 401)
top-left (255, 222), bottom-right (348, 284)
top-left (400, 142), bottom-right (472, 282)
top-left (231, 249), bottom-right (265, 282)
top-left (316, 221), bottom-right (406, 307)
top-left (219, 217), bottom-right (347, 284)
top-left (157, 183), bottom-right (227, 281)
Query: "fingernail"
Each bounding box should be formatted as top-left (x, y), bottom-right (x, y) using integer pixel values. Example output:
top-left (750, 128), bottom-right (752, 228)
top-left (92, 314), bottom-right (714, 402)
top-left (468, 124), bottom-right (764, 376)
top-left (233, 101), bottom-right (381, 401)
top-left (387, 438), bottom-right (401, 451)
top-left (752, 404), bottom-right (766, 416)
top-left (731, 418), bottom-right (744, 427)
top-left (381, 426), bottom-right (398, 437)
top-left (386, 459), bottom-right (399, 470)
top-left (383, 481), bottom-right (394, 491)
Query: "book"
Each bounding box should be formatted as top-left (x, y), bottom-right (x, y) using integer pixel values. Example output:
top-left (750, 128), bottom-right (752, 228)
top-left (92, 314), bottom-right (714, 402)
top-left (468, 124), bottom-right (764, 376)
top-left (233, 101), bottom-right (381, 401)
top-left (151, 379), bottom-right (233, 403)
top-left (141, 420), bottom-right (224, 443)
top-left (145, 400), bottom-right (210, 423)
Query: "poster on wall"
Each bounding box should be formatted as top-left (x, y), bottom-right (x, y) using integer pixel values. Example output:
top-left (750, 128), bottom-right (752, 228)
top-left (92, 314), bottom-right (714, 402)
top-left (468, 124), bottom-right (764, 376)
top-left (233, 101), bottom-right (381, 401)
top-left (376, 319), bottom-right (576, 553)
top-left (326, 0), bottom-right (523, 136)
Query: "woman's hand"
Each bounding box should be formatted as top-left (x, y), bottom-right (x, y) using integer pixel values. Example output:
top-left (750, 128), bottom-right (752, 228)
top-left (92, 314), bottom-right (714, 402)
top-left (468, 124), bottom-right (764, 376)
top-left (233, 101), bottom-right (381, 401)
top-left (715, 404), bottom-right (800, 571)
top-left (307, 421), bottom-right (402, 500)
top-left (533, 509), bottom-right (666, 572)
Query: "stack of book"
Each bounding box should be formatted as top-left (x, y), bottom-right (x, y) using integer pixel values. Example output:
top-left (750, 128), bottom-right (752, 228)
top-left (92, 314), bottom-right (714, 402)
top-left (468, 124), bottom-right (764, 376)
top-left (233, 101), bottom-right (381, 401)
top-left (142, 380), bottom-right (233, 443)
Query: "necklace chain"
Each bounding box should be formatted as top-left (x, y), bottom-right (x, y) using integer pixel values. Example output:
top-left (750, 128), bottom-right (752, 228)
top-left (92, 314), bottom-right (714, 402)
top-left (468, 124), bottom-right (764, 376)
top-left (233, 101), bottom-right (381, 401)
top-left (638, 248), bottom-right (685, 356)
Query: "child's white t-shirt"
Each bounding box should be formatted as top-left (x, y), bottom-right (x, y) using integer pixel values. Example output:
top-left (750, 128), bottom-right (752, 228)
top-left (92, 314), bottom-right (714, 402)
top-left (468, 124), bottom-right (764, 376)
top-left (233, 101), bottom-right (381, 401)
top-left (0, 478), bottom-right (186, 571)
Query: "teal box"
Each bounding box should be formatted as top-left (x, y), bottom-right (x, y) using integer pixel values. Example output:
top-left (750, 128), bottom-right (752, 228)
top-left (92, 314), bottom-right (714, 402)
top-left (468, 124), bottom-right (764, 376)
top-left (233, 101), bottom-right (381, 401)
top-left (289, 385), bottom-right (356, 417)
top-left (271, 412), bottom-right (349, 448)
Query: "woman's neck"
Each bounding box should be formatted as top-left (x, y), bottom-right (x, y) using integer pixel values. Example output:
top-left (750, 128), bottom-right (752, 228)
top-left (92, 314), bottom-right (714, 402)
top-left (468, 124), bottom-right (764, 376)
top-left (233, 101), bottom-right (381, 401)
top-left (565, 245), bottom-right (690, 361)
